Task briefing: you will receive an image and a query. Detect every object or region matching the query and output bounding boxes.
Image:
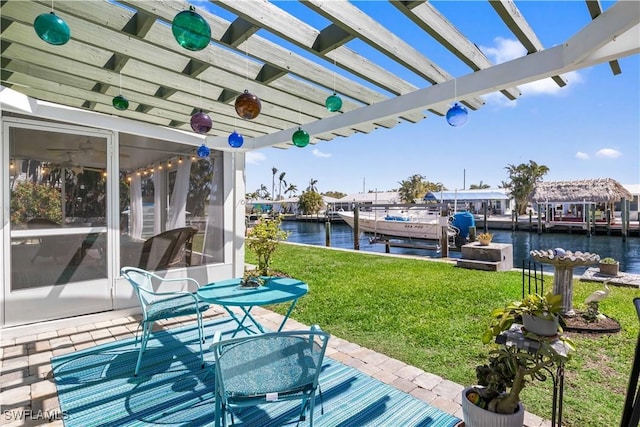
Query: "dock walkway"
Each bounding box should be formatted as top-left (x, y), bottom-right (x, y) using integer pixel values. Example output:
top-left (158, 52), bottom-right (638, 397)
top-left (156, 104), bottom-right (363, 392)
top-left (580, 268), bottom-right (640, 288)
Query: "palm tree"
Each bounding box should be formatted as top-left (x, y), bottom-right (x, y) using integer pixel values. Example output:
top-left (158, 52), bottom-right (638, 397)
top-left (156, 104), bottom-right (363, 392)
top-left (277, 172), bottom-right (287, 200)
top-left (503, 160), bottom-right (549, 215)
top-left (307, 178), bottom-right (318, 192)
top-left (469, 181), bottom-right (491, 189)
top-left (245, 191), bottom-right (260, 200)
top-left (284, 183), bottom-right (298, 197)
top-left (258, 184), bottom-right (270, 200)
top-left (271, 167), bottom-right (278, 200)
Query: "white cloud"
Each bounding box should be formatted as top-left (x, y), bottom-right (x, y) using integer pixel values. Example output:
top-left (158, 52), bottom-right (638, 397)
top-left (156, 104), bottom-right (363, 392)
top-left (575, 152), bottom-right (590, 160)
top-left (481, 38), bottom-right (584, 100)
top-left (246, 151), bottom-right (266, 165)
top-left (312, 148), bottom-right (331, 158)
top-left (483, 37), bottom-right (525, 63)
top-left (595, 148), bottom-right (622, 159)
top-left (482, 92), bottom-right (518, 108)
top-left (520, 71), bottom-right (583, 96)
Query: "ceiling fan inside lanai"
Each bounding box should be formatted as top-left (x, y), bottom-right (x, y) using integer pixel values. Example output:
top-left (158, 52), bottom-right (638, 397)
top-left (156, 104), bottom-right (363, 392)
top-left (47, 139), bottom-right (128, 162)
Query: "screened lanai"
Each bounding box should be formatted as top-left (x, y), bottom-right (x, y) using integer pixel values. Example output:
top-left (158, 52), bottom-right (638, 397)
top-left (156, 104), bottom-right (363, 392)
top-left (0, 1), bottom-right (638, 327)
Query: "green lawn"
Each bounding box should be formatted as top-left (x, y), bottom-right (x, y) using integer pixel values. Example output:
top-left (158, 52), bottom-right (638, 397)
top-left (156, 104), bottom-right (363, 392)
top-left (247, 243), bottom-right (640, 427)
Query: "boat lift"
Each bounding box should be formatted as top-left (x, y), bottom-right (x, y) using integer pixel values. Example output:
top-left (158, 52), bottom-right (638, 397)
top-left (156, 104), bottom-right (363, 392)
top-left (350, 203), bottom-right (466, 257)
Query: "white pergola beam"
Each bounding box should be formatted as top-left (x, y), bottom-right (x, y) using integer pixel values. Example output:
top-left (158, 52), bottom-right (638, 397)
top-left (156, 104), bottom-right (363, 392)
top-left (489, 0), bottom-right (568, 87)
top-left (250, 1), bottom-right (639, 150)
top-left (390, 0), bottom-right (521, 101)
top-left (301, 0), bottom-right (485, 109)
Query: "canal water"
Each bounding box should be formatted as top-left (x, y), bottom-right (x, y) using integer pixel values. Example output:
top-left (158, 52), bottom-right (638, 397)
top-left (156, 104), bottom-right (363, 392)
top-left (280, 221), bottom-right (640, 275)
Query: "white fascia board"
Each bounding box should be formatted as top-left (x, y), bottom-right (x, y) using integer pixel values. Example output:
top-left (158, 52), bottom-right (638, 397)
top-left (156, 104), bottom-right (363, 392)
top-left (574, 23), bottom-right (639, 67)
top-left (1, 86), bottom-right (207, 147)
top-left (563, 1), bottom-right (640, 66)
top-left (0, 86), bottom-right (39, 113)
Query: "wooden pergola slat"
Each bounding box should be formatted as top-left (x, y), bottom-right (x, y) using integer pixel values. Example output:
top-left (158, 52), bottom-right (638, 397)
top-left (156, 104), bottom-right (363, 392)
top-left (0, 0), bottom-right (636, 152)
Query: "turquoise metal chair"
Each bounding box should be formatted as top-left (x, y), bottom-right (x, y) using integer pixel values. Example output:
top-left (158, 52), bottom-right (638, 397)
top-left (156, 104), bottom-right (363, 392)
top-left (121, 266), bottom-right (210, 376)
top-left (211, 326), bottom-right (330, 427)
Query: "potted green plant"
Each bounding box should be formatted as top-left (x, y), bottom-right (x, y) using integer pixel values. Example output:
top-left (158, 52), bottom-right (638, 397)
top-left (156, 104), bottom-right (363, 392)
top-left (463, 294), bottom-right (575, 426)
top-left (240, 269), bottom-right (264, 288)
top-left (484, 292), bottom-right (563, 338)
top-left (599, 257), bottom-right (619, 276)
top-left (245, 215), bottom-right (290, 276)
top-left (477, 232), bottom-right (493, 246)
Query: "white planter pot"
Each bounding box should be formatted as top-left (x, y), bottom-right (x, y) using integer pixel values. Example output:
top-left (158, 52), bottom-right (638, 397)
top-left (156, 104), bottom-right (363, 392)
top-left (522, 313), bottom-right (559, 337)
top-left (462, 387), bottom-right (524, 427)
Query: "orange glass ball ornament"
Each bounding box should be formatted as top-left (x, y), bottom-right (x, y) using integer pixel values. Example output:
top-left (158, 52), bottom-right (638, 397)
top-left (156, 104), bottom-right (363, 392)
top-left (235, 90), bottom-right (261, 120)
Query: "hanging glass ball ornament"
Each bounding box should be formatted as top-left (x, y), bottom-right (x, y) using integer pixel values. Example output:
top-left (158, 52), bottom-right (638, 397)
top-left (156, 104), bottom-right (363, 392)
top-left (172, 6), bottom-right (211, 51)
top-left (197, 144), bottom-right (210, 158)
top-left (34, 12), bottom-right (71, 45)
top-left (446, 102), bottom-right (468, 127)
top-left (235, 90), bottom-right (261, 120)
top-left (292, 127), bottom-right (310, 148)
top-left (190, 110), bottom-right (212, 134)
top-left (325, 93), bottom-right (343, 112)
top-left (228, 131), bottom-right (244, 148)
top-left (112, 95), bottom-right (129, 111)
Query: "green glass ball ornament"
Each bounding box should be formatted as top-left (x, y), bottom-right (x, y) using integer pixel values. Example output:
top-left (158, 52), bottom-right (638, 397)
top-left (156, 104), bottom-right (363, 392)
top-left (292, 127), bottom-right (310, 148)
top-left (172, 6), bottom-right (211, 51)
top-left (325, 93), bottom-right (342, 112)
top-left (235, 90), bottom-right (261, 120)
top-left (112, 95), bottom-right (129, 111)
top-left (34, 11), bottom-right (70, 45)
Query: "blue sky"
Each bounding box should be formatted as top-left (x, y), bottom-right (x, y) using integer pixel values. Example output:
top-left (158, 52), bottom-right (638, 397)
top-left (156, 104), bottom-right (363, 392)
top-left (208, 1), bottom-right (639, 196)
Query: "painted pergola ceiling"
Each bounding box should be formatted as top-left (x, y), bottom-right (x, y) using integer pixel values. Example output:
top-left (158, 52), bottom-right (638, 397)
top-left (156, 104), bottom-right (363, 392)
top-left (1, 1), bottom-right (638, 152)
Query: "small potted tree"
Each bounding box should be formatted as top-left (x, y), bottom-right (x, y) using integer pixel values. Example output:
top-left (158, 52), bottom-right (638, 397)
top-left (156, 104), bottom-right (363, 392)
top-left (245, 215), bottom-right (289, 276)
top-left (462, 293), bottom-right (575, 427)
top-left (598, 257), bottom-right (619, 276)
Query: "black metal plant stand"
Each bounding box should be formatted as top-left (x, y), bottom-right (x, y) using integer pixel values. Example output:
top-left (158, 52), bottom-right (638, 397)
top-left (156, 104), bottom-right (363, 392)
top-left (496, 325), bottom-right (567, 427)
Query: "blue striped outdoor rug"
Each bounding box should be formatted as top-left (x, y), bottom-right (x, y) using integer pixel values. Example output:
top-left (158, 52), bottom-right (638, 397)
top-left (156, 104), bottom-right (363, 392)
top-left (51, 317), bottom-right (461, 426)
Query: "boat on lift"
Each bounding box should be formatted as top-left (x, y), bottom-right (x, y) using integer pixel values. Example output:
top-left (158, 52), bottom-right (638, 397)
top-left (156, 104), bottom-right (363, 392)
top-left (337, 208), bottom-right (460, 242)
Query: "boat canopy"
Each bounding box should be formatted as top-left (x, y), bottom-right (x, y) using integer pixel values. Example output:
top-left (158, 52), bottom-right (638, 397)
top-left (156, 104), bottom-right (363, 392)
top-left (424, 190), bottom-right (509, 202)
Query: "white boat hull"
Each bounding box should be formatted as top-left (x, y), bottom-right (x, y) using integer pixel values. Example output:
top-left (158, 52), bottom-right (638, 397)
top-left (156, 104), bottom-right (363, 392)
top-left (338, 211), bottom-right (455, 240)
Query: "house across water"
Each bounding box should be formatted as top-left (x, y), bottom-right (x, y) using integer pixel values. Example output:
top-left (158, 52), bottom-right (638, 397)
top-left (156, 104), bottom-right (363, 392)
top-left (529, 179), bottom-right (637, 234)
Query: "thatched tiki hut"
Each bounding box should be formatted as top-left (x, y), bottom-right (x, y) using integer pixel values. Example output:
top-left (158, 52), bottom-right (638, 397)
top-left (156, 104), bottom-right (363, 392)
top-left (529, 178), bottom-right (633, 229)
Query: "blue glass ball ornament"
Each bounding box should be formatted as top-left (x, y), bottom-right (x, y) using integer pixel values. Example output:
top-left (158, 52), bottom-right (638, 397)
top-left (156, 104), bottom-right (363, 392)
top-left (171, 6), bottom-right (211, 51)
top-left (34, 12), bottom-right (71, 45)
top-left (190, 110), bottom-right (212, 134)
top-left (446, 102), bottom-right (468, 127)
top-left (112, 95), bottom-right (129, 111)
top-left (292, 127), bottom-right (310, 148)
top-left (325, 93), bottom-right (342, 112)
top-left (197, 144), bottom-right (210, 158)
top-left (228, 131), bottom-right (244, 148)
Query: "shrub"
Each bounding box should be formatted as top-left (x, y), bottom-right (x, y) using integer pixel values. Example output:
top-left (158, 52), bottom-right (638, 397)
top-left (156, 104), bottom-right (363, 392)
top-left (245, 215), bottom-right (289, 275)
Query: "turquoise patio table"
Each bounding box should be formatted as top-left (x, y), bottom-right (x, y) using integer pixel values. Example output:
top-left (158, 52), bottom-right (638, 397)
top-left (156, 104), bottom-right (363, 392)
top-left (197, 277), bottom-right (308, 337)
